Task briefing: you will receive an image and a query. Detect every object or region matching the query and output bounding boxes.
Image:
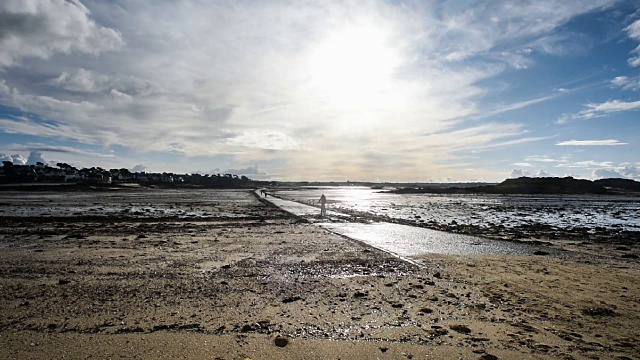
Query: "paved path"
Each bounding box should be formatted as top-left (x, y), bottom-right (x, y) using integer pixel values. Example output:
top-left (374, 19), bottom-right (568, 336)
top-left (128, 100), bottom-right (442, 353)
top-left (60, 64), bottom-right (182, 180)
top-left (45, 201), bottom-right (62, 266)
top-left (258, 191), bottom-right (540, 260)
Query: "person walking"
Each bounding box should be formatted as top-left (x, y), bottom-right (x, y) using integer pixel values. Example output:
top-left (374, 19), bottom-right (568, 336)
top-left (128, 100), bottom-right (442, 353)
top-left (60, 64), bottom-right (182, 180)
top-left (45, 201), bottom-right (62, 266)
top-left (319, 194), bottom-right (327, 217)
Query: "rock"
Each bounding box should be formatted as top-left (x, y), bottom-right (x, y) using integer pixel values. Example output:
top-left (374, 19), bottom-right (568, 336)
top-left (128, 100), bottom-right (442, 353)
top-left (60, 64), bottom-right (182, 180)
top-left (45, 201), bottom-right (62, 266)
top-left (433, 272), bottom-right (441, 279)
top-left (582, 307), bottom-right (617, 317)
top-left (353, 291), bottom-right (368, 298)
top-left (478, 354), bottom-right (498, 360)
top-left (240, 323), bottom-right (256, 332)
top-left (533, 250), bottom-right (549, 256)
top-left (273, 335), bottom-right (289, 347)
top-left (418, 307), bottom-right (433, 314)
top-left (428, 327), bottom-right (448, 337)
top-left (282, 296), bottom-right (302, 304)
top-left (450, 324), bottom-right (472, 334)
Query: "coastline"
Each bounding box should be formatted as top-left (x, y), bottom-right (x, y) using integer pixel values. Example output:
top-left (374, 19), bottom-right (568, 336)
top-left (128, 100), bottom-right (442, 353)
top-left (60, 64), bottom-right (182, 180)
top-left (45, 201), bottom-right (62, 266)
top-left (0, 189), bottom-right (638, 359)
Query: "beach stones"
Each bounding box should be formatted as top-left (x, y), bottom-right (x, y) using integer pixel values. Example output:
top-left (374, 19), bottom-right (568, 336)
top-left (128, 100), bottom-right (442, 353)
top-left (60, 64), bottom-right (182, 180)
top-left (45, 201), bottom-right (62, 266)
top-left (273, 335), bottom-right (289, 347)
top-left (582, 307), bottom-right (617, 317)
top-left (450, 324), bottom-right (472, 334)
top-left (478, 354), bottom-right (498, 360)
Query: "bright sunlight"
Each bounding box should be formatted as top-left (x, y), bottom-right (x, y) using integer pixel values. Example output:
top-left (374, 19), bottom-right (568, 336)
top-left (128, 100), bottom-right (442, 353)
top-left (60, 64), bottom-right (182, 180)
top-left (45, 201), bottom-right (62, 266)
top-left (307, 23), bottom-right (401, 109)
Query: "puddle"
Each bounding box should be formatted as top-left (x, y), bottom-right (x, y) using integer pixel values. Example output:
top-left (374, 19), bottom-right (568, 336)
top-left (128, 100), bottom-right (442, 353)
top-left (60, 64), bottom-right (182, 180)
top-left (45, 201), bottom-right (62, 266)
top-left (321, 222), bottom-right (539, 257)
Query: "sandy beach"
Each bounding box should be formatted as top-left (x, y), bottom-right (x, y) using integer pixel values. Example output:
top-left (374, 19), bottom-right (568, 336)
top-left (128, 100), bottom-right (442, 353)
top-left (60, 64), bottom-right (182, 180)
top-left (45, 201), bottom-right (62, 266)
top-left (0, 189), bottom-right (638, 359)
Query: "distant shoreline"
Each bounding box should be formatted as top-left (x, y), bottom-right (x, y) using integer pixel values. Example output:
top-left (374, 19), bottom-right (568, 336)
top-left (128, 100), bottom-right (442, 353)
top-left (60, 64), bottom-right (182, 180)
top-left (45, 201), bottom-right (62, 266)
top-left (1, 176), bottom-right (640, 196)
top-left (388, 176), bottom-right (640, 196)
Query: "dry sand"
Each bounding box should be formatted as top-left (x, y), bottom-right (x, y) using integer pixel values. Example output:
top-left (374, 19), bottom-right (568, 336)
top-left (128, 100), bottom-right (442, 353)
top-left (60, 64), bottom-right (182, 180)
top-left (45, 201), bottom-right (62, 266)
top-left (0, 189), bottom-right (638, 359)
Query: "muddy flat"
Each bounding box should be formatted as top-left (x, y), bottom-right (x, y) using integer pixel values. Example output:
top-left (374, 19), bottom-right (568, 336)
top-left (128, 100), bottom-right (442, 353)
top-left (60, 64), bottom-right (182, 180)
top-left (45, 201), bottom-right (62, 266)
top-left (0, 189), bottom-right (638, 359)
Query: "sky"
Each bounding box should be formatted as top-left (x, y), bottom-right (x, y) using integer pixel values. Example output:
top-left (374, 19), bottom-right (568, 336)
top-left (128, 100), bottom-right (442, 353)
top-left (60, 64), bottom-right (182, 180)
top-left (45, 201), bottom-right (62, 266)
top-left (0, 0), bottom-right (639, 182)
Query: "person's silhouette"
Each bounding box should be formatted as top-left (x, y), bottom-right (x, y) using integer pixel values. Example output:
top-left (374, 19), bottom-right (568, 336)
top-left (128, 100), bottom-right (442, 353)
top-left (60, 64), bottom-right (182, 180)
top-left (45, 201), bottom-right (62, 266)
top-left (319, 194), bottom-right (327, 217)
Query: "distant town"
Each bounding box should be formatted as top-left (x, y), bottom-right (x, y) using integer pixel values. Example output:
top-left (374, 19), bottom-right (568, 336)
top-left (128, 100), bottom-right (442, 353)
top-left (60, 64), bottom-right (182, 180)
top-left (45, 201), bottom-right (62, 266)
top-left (0, 160), bottom-right (499, 189)
top-left (0, 161), bottom-right (265, 188)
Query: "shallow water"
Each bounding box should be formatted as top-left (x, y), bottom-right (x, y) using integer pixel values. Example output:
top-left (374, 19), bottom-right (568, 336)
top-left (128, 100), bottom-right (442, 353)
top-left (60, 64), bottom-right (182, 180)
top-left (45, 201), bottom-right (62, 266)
top-left (321, 222), bottom-right (538, 257)
top-left (272, 186), bottom-right (640, 233)
top-left (266, 192), bottom-right (541, 257)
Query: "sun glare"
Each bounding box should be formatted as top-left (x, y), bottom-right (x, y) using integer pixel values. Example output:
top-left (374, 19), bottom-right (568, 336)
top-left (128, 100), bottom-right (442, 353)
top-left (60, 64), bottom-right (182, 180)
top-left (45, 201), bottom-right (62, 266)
top-left (307, 24), bottom-right (400, 109)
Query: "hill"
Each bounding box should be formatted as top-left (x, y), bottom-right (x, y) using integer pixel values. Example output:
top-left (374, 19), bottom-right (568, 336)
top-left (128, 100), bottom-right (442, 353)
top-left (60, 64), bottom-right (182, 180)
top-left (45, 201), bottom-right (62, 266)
top-left (390, 177), bottom-right (640, 195)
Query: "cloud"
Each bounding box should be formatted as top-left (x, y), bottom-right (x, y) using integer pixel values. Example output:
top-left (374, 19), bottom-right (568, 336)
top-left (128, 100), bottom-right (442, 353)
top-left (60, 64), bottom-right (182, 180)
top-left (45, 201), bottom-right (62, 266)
top-left (558, 160), bottom-right (615, 168)
top-left (130, 164), bottom-right (146, 173)
top-left (220, 164), bottom-right (271, 179)
top-left (535, 170), bottom-right (552, 177)
top-left (509, 169), bottom-right (554, 178)
top-left (477, 95), bottom-right (559, 119)
top-left (625, 19), bottom-right (640, 67)
top-left (26, 151), bottom-right (47, 165)
top-left (222, 165), bottom-right (262, 175)
top-left (525, 155), bottom-right (562, 163)
top-left (0, 0), bottom-right (123, 67)
top-left (4, 143), bottom-right (115, 158)
top-left (0, 1), bottom-right (624, 181)
top-left (557, 100), bottom-right (640, 123)
top-left (591, 165), bottom-right (640, 181)
top-left (0, 153), bottom-right (27, 165)
top-left (556, 139), bottom-right (628, 146)
top-left (47, 69), bottom-right (111, 93)
top-left (611, 75), bottom-right (640, 91)
top-left (226, 130), bottom-right (300, 151)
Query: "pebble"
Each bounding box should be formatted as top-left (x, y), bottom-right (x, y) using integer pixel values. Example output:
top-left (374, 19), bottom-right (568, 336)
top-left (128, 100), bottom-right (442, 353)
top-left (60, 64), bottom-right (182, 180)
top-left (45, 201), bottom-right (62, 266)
top-left (478, 354), bottom-right (498, 360)
top-left (273, 335), bottom-right (289, 347)
top-left (450, 324), bottom-right (472, 334)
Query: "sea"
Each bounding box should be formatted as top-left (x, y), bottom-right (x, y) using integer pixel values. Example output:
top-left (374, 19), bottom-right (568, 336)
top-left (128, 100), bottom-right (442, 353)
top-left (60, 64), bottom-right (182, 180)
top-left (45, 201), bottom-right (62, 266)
top-left (271, 186), bottom-right (640, 233)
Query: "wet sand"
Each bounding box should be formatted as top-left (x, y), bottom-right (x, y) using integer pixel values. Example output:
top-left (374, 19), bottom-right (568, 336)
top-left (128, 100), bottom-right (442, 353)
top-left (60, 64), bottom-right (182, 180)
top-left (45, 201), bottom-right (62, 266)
top-left (0, 189), bottom-right (638, 359)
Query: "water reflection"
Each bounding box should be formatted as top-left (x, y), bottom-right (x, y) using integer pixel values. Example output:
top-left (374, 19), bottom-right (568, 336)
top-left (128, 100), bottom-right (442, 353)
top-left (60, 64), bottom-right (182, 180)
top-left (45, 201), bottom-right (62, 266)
top-left (273, 186), bottom-right (640, 232)
top-left (321, 222), bottom-right (538, 257)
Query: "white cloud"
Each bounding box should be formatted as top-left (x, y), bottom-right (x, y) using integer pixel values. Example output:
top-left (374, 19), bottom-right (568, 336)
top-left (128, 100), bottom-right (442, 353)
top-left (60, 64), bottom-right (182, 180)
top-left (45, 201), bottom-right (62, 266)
top-left (510, 168), bottom-right (528, 178)
top-left (226, 129), bottom-right (300, 151)
top-left (4, 143), bottom-right (115, 158)
top-left (130, 164), bottom-right (146, 173)
top-left (535, 170), bottom-right (552, 177)
top-left (26, 151), bottom-right (47, 165)
top-left (221, 164), bottom-right (271, 179)
top-left (557, 100), bottom-right (640, 123)
top-left (591, 165), bottom-right (640, 181)
top-left (556, 139), bottom-right (628, 146)
top-left (559, 160), bottom-right (615, 168)
top-left (0, 153), bottom-right (27, 165)
top-left (610, 75), bottom-right (640, 91)
top-left (0, 0), bottom-right (123, 67)
top-left (478, 95), bottom-right (558, 119)
top-left (0, 0), bottom-right (624, 181)
top-left (48, 69), bottom-right (110, 93)
top-left (509, 168), bottom-right (554, 178)
top-left (592, 168), bottom-right (626, 179)
top-left (525, 155), bottom-right (562, 163)
top-left (625, 19), bottom-right (640, 67)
